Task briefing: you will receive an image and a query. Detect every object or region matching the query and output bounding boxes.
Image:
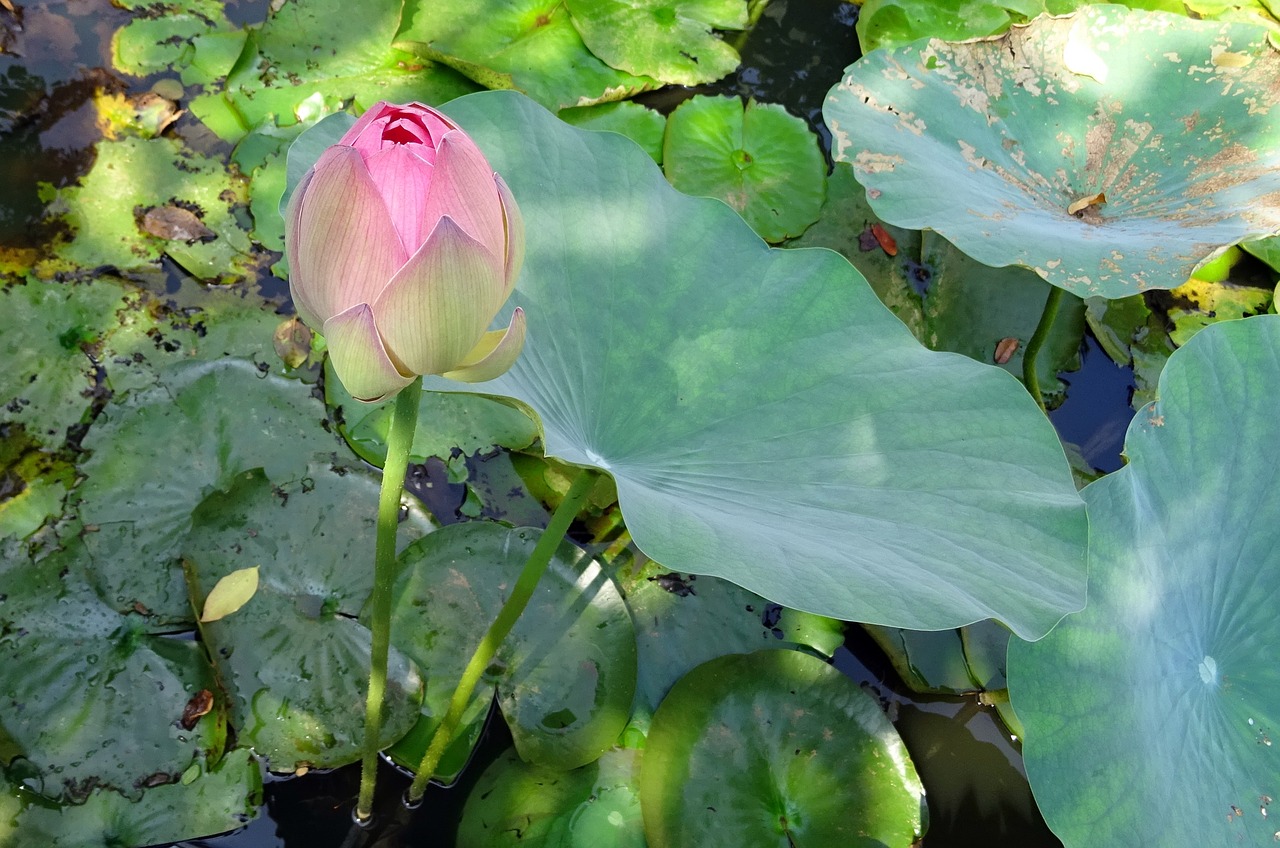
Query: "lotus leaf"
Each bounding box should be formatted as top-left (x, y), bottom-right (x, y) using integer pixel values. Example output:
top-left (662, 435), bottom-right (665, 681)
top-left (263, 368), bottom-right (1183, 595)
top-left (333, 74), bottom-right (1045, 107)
top-left (1008, 315), bottom-right (1280, 845)
top-left (391, 91), bottom-right (1087, 640)
top-left (824, 6), bottom-right (1280, 298)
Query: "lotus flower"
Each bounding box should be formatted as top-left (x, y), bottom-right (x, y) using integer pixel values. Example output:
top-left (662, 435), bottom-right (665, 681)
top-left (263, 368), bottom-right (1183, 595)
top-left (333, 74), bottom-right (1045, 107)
top-left (286, 101), bottom-right (525, 402)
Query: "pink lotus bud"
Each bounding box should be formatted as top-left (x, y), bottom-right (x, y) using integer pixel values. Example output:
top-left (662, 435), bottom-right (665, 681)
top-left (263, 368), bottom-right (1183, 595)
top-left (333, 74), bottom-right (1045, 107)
top-left (285, 101), bottom-right (526, 402)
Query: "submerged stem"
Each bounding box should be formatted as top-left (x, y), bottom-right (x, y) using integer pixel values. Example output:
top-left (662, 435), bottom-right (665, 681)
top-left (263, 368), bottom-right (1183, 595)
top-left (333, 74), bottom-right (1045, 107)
top-left (406, 468), bottom-right (595, 802)
top-left (356, 377), bottom-right (422, 822)
top-left (1022, 285), bottom-right (1064, 413)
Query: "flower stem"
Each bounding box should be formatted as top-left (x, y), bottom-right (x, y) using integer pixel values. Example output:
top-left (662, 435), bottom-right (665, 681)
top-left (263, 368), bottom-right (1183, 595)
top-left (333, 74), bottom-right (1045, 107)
top-left (406, 468), bottom-right (595, 802)
top-left (356, 377), bottom-right (422, 823)
top-left (1022, 285), bottom-right (1064, 413)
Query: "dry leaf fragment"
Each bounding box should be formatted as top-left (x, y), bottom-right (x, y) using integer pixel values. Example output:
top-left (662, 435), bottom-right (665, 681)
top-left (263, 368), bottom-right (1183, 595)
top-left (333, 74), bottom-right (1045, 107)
top-left (870, 223), bottom-right (898, 256)
top-left (141, 205), bottom-right (215, 243)
top-left (200, 565), bottom-right (260, 622)
top-left (180, 689), bottom-right (214, 730)
top-left (1067, 192), bottom-right (1106, 217)
top-left (994, 337), bottom-right (1020, 364)
top-left (273, 316), bottom-right (312, 369)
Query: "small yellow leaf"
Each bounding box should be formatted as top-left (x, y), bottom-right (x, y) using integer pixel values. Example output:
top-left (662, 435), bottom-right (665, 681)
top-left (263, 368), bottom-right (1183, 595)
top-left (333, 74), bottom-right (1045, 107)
top-left (201, 566), bottom-right (260, 622)
top-left (1067, 192), bottom-right (1107, 217)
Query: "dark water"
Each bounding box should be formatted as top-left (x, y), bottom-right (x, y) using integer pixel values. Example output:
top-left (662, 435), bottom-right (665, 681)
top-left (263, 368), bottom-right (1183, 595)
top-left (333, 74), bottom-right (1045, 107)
top-left (4, 1), bottom-right (1138, 845)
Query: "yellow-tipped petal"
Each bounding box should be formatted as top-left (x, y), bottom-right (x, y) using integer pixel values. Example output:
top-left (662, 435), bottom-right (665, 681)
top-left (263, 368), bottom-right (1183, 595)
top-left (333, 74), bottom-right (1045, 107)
top-left (443, 308), bottom-right (526, 383)
top-left (323, 303), bottom-right (415, 403)
top-left (373, 216), bottom-right (505, 377)
top-left (494, 173), bottom-right (525, 299)
top-left (290, 147), bottom-right (408, 324)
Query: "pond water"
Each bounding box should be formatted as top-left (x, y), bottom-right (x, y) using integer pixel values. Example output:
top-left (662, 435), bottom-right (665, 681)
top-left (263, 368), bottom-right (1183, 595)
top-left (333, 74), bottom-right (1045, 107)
top-left (3, 1), bottom-right (1144, 846)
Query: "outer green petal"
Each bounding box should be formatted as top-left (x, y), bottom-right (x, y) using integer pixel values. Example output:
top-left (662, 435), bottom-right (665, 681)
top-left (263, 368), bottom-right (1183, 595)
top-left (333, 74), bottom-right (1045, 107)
top-left (495, 173), bottom-right (525, 298)
top-left (291, 147), bottom-right (408, 324)
top-left (443, 307), bottom-right (526, 383)
top-left (373, 216), bottom-right (504, 376)
top-left (323, 303), bottom-right (415, 402)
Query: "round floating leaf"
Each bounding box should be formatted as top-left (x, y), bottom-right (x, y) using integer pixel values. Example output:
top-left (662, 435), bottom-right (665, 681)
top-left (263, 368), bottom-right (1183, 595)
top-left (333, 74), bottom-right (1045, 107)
top-left (458, 747), bottom-right (645, 847)
top-left (559, 101), bottom-right (667, 164)
top-left (386, 522), bottom-right (636, 779)
top-left (1008, 315), bottom-right (1280, 845)
top-left (182, 465), bottom-right (430, 771)
top-left (412, 91), bottom-right (1084, 639)
top-left (76, 359), bottom-right (342, 621)
top-left (663, 95), bottom-right (826, 243)
top-left (0, 543), bottom-right (224, 803)
top-left (824, 7), bottom-right (1280, 298)
top-left (564, 0), bottom-right (746, 85)
top-left (393, 0), bottom-right (657, 111)
top-left (640, 649), bottom-right (926, 848)
top-left (0, 748), bottom-right (261, 846)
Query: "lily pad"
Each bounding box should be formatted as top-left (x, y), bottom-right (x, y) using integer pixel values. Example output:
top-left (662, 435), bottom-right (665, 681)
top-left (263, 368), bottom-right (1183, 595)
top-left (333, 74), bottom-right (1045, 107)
top-left (37, 136), bottom-right (254, 281)
top-left (663, 95), bottom-right (826, 243)
top-left (385, 522), bottom-right (636, 779)
top-left (564, 0), bottom-right (746, 85)
top-left (640, 649), bottom-right (926, 847)
top-left (0, 748), bottom-right (261, 847)
top-left (75, 359), bottom-right (342, 621)
top-left (182, 466), bottom-right (429, 771)
top-left (1008, 314), bottom-right (1280, 845)
top-left (824, 6), bottom-right (1280, 298)
top-left (559, 101), bottom-right (667, 164)
top-left (400, 91), bottom-right (1087, 639)
top-left (0, 542), bottom-right (224, 803)
top-left (393, 0), bottom-right (657, 111)
top-left (458, 747), bottom-right (645, 847)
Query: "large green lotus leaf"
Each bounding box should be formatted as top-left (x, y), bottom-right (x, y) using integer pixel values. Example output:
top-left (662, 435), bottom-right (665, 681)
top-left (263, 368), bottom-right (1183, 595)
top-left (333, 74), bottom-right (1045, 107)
top-left (559, 101), bottom-right (667, 164)
top-left (1007, 314), bottom-right (1280, 845)
top-left (75, 359), bottom-right (342, 621)
top-left (404, 91), bottom-right (1087, 639)
top-left (324, 360), bottom-right (538, 467)
top-left (385, 522), bottom-right (636, 778)
top-left (182, 466), bottom-right (429, 771)
top-left (854, 0), bottom-right (1192, 53)
top-left (0, 542), bottom-right (225, 803)
top-left (458, 747), bottom-right (645, 848)
top-left (1244, 234), bottom-right (1280, 271)
top-left (662, 95), bottom-right (826, 243)
top-left (616, 556), bottom-right (843, 738)
top-left (824, 6), bottom-right (1280, 298)
top-left (0, 748), bottom-right (261, 847)
top-left (393, 0), bottom-right (658, 111)
top-left (640, 649), bottom-right (926, 847)
top-left (37, 137), bottom-right (255, 281)
top-left (564, 0), bottom-right (745, 85)
top-left (188, 0), bottom-right (478, 143)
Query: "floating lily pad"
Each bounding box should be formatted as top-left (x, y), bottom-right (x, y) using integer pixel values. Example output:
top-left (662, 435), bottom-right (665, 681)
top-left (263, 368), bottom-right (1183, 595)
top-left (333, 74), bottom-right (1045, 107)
top-left (394, 0), bottom-right (657, 111)
top-left (458, 747), bottom-right (645, 847)
top-left (640, 649), bottom-right (926, 847)
top-left (75, 359), bottom-right (342, 621)
top-left (559, 101), bottom-right (667, 164)
top-left (385, 522), bottom-right (636, 780)
top-left (0, 748), bottom-right (261, 847)
top-left (564, 0), bottom-right (746, 85)
top-left (112, 3), bottom-right (244, 85)
top-left (1008, 315), bottom-right (1280, 845)
top-left (183, 466), bottom-right (429, 771)
top-left (282, 91), bottom-right (1097, 639)
top-left (0, 542), bottom-right (224, 803)
top-left (38, 136), bottom-right (254, 281)
top-left (825, 6), bottom-right (1280, 298)
top-left (663, 95), bottom-right (826, 243)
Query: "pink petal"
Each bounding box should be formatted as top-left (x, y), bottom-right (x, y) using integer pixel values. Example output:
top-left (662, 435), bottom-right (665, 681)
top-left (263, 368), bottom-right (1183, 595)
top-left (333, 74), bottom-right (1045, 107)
top-left (443, 308), bottom-right (527, 383)
top-left (420, 131), bottom-right (506, 259)
top-left (284, 167), bottom-right (324, 329)
top-left (289, 146), bottom-right (408, 325)
top-left (372, 216), bottom-right (505, 377)
top-left (494, 173), bottom-right (525, 299)
top-left (344, 101), bottom-right (397, 154)
top-left (323, 303), bottom-right (415, 403)
top-left (364, 145), bottom-right (434, 253)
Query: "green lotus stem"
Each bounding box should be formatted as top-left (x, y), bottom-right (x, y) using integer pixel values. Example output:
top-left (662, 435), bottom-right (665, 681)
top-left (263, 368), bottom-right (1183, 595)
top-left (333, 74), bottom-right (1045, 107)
top-left (1022, 285), bottom-right (1064, 413)
top-left (406, 468), bottom-right (595, 802)
top-left (356, 376), bottom-right (422, 823)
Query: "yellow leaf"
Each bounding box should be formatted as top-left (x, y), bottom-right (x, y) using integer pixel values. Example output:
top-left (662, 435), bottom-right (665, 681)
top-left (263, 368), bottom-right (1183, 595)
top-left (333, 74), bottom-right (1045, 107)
top-left (201, 566), bottom-right (260, 622)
